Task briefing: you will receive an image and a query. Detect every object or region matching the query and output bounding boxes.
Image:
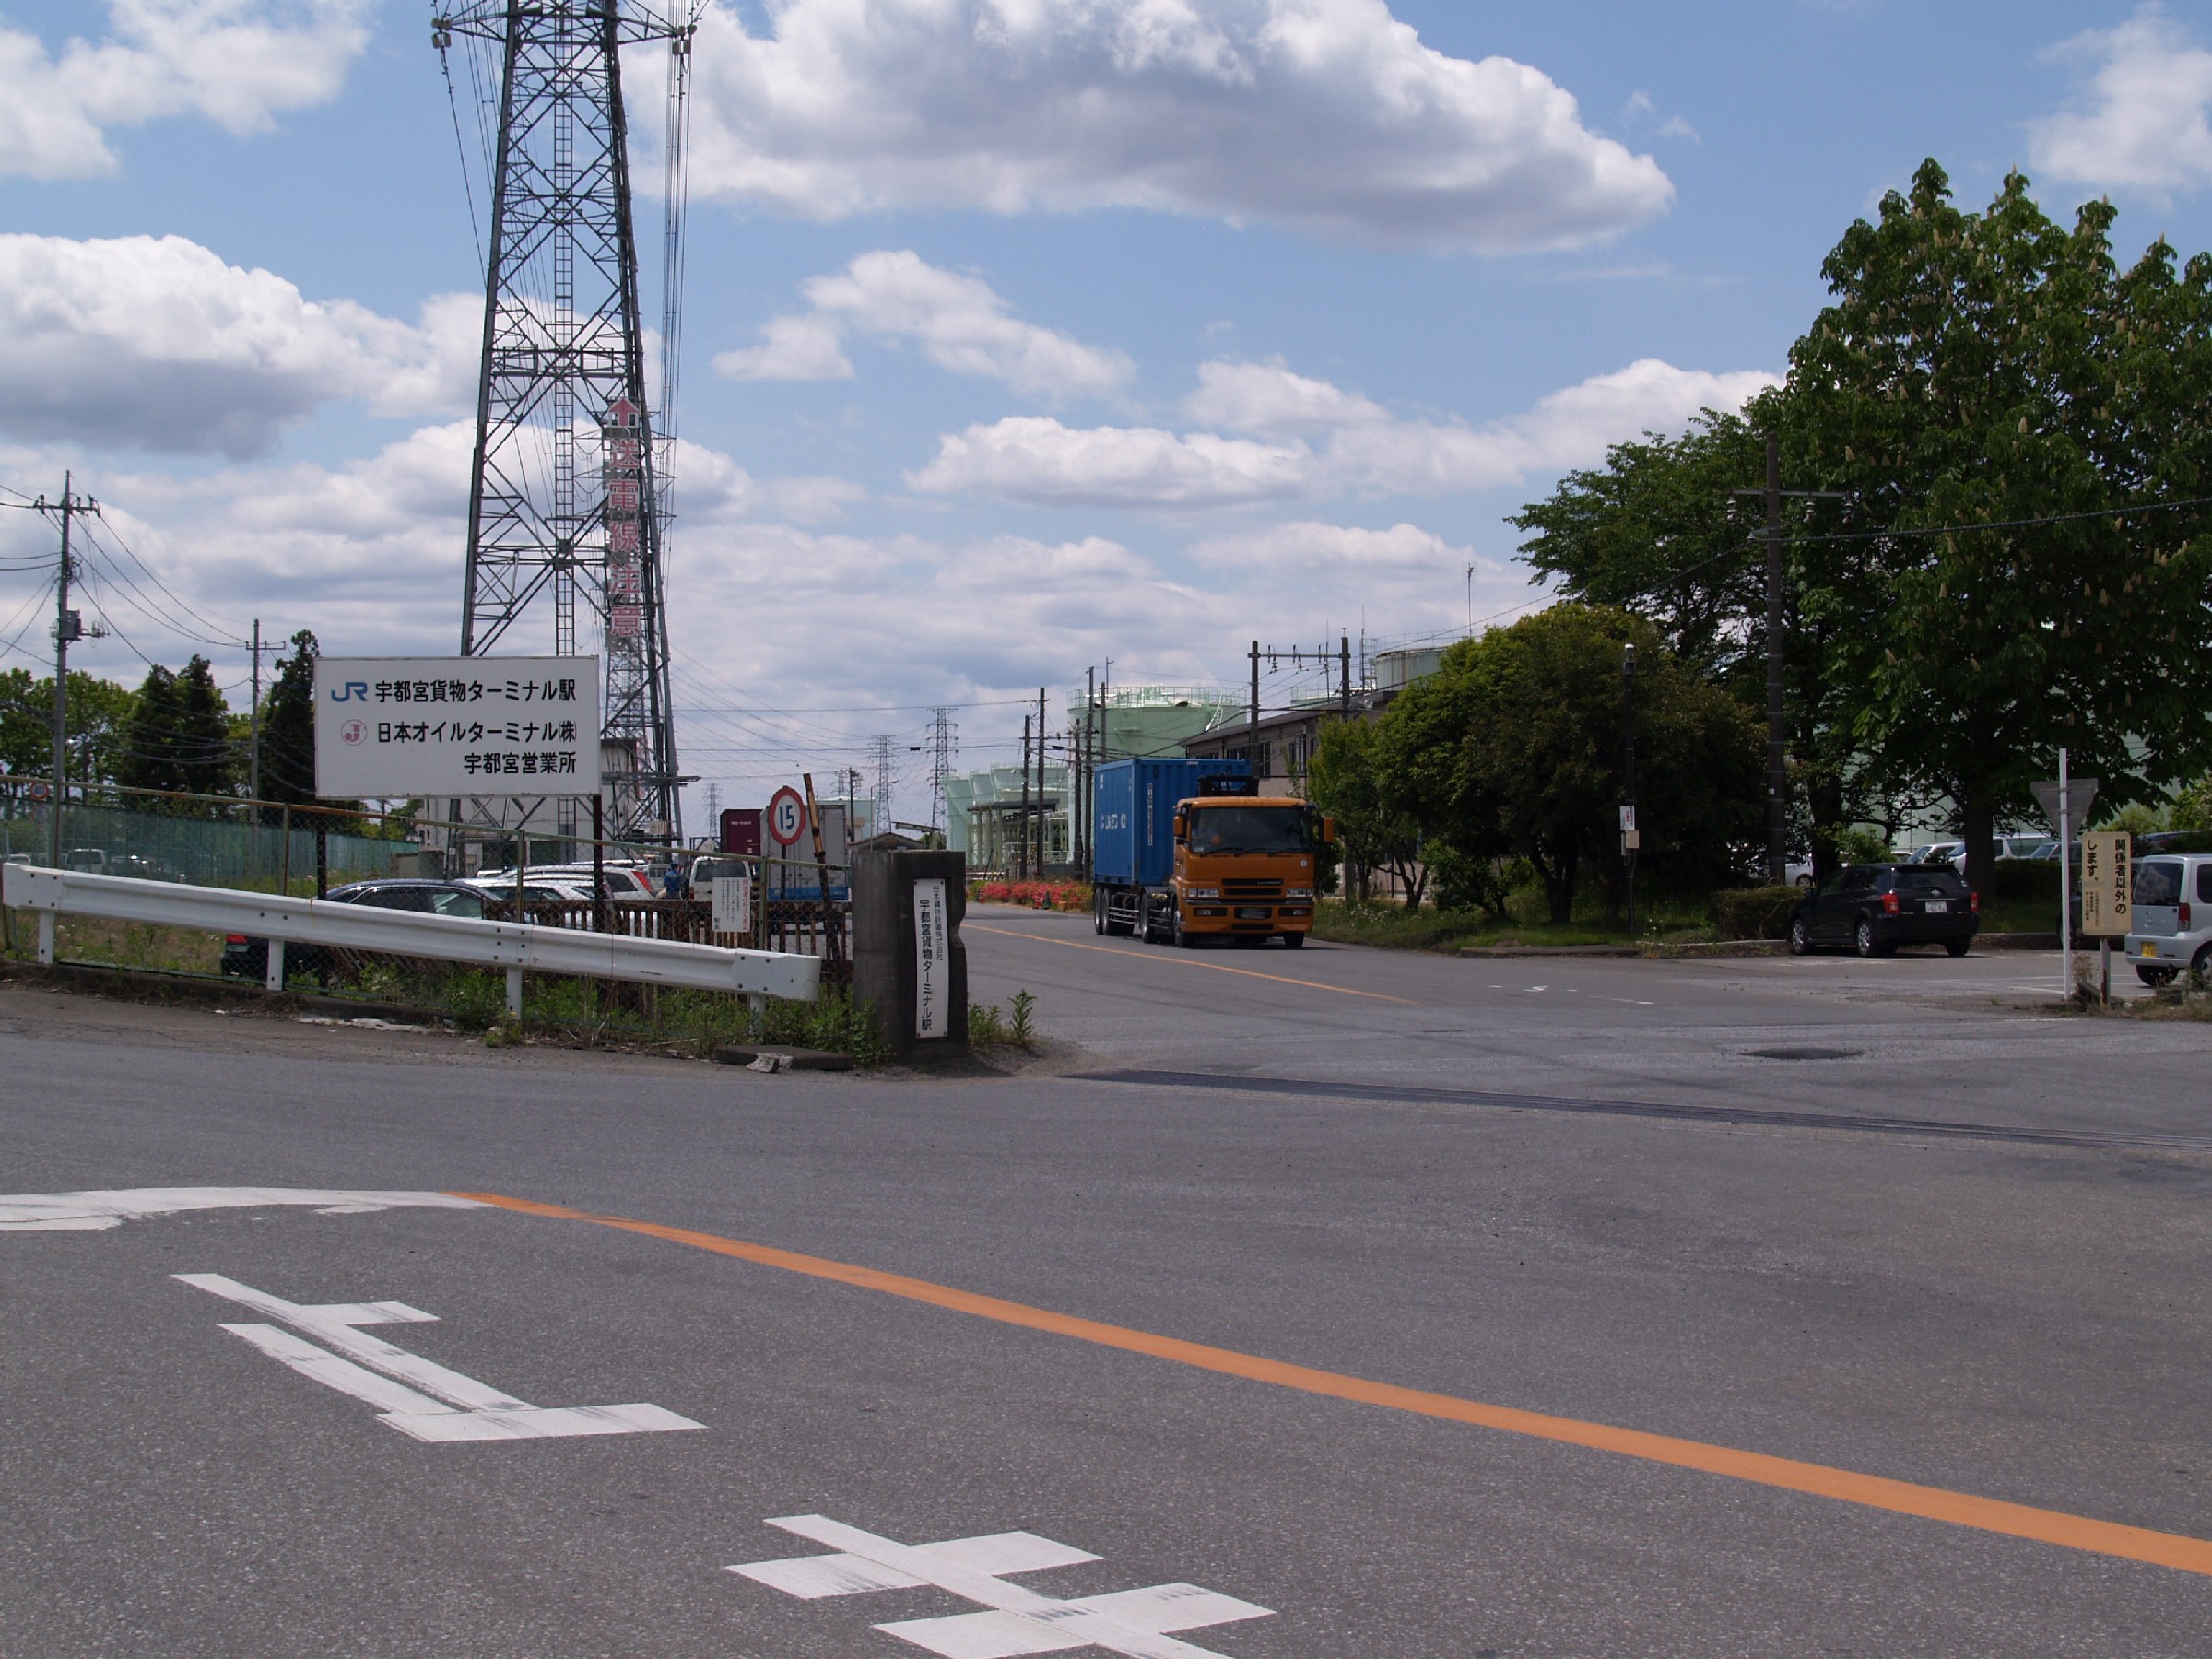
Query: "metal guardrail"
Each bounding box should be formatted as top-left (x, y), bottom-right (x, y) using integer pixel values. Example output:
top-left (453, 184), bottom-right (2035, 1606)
top-left (1, 865), bottom-right (821, 1011)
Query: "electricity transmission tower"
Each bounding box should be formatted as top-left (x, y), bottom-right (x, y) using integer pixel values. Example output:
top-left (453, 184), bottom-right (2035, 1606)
top-left (434, 1), bottom-right (698, 842)
top-left (866, 735), bottom-right (897, 838)
top-left (925, 707), bottom-right (957, 835)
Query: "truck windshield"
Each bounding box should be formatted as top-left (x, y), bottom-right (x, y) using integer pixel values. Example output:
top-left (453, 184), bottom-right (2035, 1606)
top-left (1187, 806), bottom-right (1308, 854)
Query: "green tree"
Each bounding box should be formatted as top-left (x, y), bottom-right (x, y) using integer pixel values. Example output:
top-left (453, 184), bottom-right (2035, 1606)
top-left (114, 656), bottom-right (234, 801)
top-left (256, 629), bottom-right (319, 810)
top-left (1784, 159), bottom-right (2212, 893)
top-left (1304, 714), bottom-right (1426, 905)
top-left (1388, 604), bottom-right (1760, 924)
top-left (0, 667), bottom-right (137, 784)
top-left (1511, 405), bottom-right (1881, 881)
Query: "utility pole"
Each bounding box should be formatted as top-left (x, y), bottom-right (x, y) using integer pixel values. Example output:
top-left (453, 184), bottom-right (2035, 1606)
top-left (1339, 634), bottom-right (1351, 721)
top-left (1018, 713), bottom-right (1031, 880)
top-left (1248, 640), bottom-right (1260, 782)
top-left (1036, 687), bottom-right (1048, 875)
top-left (1730, 435), bottom-right (1847, 886)
top-left (1081, 666), bottom-right (1095, 877)
top-left (1622, 642), bottom-right (1639, 937)
top-left (1762, 434), bottom-right (1785, 885)
top-left (40, 474), bottom-right (100, 868)
top-left (247, 618), bottom-right (265, 807)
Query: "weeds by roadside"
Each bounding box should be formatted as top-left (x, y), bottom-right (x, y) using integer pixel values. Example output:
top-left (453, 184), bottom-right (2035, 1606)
top-left (969, 988), bottom-right (1039, 1052)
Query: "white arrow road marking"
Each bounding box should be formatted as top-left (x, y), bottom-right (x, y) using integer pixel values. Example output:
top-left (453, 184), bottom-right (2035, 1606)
top-left (731, 1515), bottom-right (1274, 1659)
top-left (176, 1273), bottom-right (701, 1442)
top-left (0, 1187), bottom-right (486, 1231)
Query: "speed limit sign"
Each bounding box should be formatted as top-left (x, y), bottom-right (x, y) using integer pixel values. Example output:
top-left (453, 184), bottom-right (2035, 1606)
top-left (766, 785), bottom-right (807, 847)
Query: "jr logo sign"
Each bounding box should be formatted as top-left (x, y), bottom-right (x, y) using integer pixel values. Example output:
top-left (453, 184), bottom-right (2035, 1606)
top-left (328, 680), bottom-right (371, 703)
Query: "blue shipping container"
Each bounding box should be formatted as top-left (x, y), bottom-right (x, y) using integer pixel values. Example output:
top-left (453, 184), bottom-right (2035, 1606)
top-left (1091, 757), bottom-right (1252, 888)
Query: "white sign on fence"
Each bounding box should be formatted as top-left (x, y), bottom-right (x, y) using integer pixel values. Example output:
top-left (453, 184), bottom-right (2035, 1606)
top-left (313, 657), bottom-right (600, 799)
top-left (914, 877), bottom-right (948, 1040)
top-left (712, 875), bottom-right (753, 938)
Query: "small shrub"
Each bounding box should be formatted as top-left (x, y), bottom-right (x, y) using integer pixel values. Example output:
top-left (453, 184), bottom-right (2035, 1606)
top-left (969, 1001), bottom-right (1010, 1045)
top-left (1712, 885), bottom-right (1803, 940)
top-left (1008, 989), bottom-right (1036, 1046)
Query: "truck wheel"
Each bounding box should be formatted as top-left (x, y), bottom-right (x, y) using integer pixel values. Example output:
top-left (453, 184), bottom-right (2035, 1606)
top-left (1280, 932), bottom-right (1306, 949)
top-left (1094, 891), bottom-right (1106, 935)
top-left (1172, 912), bottom-right (1194, 948)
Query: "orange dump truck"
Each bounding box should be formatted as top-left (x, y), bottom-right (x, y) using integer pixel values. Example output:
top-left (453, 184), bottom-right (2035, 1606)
top-left (1091, 758), bottom-right (1333, 948)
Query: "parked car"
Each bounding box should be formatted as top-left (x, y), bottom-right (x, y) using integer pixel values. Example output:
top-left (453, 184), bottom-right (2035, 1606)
top-left (2134, 830), bottom-right (2212, 857)
top-left (2126, 854), bottom-right (2212, 986)
top-left (220, 879), bottom-right (488, 980)
top-left (1914, 841), bottom-right (1965, 867)
top-left (1788, 863), bottom-right (1981, 958)
top-left (63, 847), bottom-right (108, 873)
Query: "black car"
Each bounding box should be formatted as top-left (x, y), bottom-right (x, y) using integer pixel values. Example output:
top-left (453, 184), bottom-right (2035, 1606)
top-left (1788, 863), bottom-right (1980, 958)
top-left (220, 879), bottom-right (488, 980)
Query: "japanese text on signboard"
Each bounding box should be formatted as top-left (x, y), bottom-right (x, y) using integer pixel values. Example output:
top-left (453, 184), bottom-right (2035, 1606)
top-left (314, 657), bottom-right (600, 799)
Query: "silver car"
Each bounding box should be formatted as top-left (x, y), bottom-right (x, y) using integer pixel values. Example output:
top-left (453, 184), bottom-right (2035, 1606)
top-left (2126, 854), bottom-right (2212, 985)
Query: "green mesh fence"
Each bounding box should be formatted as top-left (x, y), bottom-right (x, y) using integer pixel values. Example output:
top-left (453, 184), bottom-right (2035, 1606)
top-left (0, 797), bottom-right (416, 890)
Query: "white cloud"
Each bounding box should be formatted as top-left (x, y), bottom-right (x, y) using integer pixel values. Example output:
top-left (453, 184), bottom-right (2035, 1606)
top-left (0, 235), bottom-right (477, 457)
top-left (908, 416), bottom-right (1311, 507)
top-left (2030, 5), bottom-right (2212, 195)
top-left (1183, 359), bottom-right (1386, 435)
top-left (716, 250), bottom-right (1134, 400)
top-left (713, 312), bottom-right (855, 382)
top-left (912, 357), bottom-right (1777, 508)
top-left (0, 0), bottom-right (371, 180)
top-left (688, 0), bottom-right (1672, 252)
top-left (1189, 518), bottom-right (1466, 573)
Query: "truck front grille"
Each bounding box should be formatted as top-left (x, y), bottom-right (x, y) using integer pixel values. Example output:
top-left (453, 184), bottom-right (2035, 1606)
top-left (1223, 879), bottom-right (1283, 899)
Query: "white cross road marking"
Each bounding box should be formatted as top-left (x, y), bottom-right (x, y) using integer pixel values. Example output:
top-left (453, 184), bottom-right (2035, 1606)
top-left (176, 1273), bottom-right (702, 1442)
top-left (730, 1515), bottom-right (1275, 1659)
top-left (0, 1187), bottom-right (487, 1231)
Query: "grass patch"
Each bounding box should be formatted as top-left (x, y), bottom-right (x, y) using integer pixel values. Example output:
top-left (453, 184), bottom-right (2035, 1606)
top-left (1314, 892), bottom-right (1720, 952)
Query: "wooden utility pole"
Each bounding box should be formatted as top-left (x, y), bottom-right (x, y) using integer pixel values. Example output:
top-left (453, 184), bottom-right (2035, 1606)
top-left (1018, 714), bottom-right (1031, 880)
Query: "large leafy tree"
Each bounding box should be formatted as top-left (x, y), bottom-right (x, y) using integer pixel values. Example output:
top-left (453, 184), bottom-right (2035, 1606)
top-left (115, 656), bottom-right (234, 799)
top-left (1511, 406), bottom-right (1882, 880)
top-left (1785, 160), bottom-right (2212, 892)
top-left (1304, 714), bottom-right (1426, 906)
top-left (1387, 604), bottom-right (1760, 923)
top-left (0, 667), bottom-right (136, 784)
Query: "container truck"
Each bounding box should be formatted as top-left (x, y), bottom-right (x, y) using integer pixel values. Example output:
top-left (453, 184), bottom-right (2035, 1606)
top-left (1090, 756), bottom-right (1334, 948)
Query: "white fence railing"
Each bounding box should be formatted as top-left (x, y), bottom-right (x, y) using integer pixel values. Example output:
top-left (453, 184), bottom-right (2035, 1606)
top-left (2, 865), bottom-right (821, 1010)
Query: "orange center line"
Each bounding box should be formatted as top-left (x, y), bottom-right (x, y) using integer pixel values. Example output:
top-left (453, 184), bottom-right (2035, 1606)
top-left (456, 1189), bottom-right (2212, 1580)
top-left (964, 922), bottom-right (1420, 1005)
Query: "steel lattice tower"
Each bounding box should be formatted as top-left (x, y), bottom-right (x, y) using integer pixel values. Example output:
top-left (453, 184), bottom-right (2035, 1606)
top-left (437, 1), bottom-right (691, 842)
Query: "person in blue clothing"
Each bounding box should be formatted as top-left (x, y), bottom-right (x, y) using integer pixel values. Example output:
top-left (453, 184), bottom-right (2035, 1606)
top-left (661, 859), bottom-right (689, 899)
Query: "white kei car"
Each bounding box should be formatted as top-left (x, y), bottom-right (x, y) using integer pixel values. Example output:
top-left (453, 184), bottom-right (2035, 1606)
top-left (2126, 853), bottom-right (2212, 986)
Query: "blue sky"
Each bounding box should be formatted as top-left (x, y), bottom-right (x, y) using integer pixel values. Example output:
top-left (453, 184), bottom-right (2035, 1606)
top-left (1, 0), bottom-right (2208, 822)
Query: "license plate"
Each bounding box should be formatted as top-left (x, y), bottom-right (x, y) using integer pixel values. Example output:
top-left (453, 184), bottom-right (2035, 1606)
top-left (1924, 900), bottom-right (1947, 913)
top-left (2143, 942), bottom-right (2158, 958)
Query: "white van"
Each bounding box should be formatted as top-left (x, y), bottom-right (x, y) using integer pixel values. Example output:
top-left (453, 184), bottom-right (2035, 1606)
top-left (2127, 854), bottom-right (2212, 985)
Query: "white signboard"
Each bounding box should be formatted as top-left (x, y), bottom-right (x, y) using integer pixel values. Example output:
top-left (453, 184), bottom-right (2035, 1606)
top-left (313, 657), bottom-right (599, 799)
top-left (913, 877), bottom-right (949, 1040)
top-left (712, 875), bottom-right (753, 938)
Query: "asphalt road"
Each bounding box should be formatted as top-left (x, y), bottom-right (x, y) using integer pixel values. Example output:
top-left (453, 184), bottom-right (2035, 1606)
top-left (4, 918), bottom-right (2210, 1657)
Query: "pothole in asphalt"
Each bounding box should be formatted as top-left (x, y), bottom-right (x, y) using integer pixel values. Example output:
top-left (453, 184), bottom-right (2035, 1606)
top-left (1743, 1045), bottom-right (1864, 1061)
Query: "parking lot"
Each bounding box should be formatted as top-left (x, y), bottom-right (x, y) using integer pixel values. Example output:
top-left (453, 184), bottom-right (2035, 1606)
top-left (4, 916), bottom-right (2210, 1656)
